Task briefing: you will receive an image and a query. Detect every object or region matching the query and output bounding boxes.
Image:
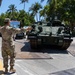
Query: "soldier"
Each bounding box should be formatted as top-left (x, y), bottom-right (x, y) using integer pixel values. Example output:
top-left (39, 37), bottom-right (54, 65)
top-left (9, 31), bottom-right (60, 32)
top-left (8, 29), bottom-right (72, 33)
top-left (0, 18), bottom-right (25, 74)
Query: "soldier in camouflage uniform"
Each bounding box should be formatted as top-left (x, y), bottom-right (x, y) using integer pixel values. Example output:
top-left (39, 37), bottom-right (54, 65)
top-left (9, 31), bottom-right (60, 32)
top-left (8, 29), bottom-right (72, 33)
top-left (0, 18), bottom-right (25, 73)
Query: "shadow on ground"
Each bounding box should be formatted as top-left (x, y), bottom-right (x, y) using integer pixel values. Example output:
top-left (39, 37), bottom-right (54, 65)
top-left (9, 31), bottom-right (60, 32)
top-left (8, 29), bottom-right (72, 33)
top-left (21, 41), bottom-right (68, 54)
top-left (0, 70), bottom-right (16, 75)
top-left (50, 68), bottom-right (75, 75)
top-left (15, 40), bottom-right (69, 59)
top-left (0, 70), bottom-right (4, 75)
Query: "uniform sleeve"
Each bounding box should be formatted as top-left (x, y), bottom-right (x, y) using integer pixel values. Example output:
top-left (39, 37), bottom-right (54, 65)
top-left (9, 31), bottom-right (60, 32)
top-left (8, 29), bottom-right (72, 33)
top-left (0, 28), bottom-right (1, 33)
top-left (11, 28), bottom-right (26, 34)
top-left (0, 27), bottom-right (2, 33)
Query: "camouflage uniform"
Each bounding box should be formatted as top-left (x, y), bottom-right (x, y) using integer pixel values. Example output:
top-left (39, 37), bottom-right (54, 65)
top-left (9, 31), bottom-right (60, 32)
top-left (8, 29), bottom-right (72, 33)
top-left (0, 26), bottom-right (25, 69)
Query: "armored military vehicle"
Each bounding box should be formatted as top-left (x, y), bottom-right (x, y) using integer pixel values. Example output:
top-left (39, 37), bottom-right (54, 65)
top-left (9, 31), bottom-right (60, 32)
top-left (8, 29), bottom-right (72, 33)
top-left (27, 20), bottom-right (73, 50)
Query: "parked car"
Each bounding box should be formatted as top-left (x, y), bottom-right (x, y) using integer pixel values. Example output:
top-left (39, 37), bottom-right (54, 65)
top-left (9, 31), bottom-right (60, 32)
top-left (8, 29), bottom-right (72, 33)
top-left (15, 32), bottom-right (25, 39)
top-left (10, 21), bottom-right (25, 39)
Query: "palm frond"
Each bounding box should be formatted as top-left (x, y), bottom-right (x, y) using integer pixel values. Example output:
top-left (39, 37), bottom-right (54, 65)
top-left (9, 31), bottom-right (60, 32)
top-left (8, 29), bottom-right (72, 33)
top-left (0, 0), bottom-right (2, 6)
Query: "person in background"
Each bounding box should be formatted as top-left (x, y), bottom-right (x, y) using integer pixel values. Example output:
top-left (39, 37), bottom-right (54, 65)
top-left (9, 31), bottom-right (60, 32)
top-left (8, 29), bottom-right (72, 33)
top-left (0, 18), bottom-right (25, 74)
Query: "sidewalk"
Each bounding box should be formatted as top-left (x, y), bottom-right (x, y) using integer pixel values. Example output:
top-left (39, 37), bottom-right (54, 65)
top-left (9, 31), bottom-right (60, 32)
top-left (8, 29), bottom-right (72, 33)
top-left (0, 37), bottom-right (75, 75)
top-left (67, 37), bottom-right (75, 56)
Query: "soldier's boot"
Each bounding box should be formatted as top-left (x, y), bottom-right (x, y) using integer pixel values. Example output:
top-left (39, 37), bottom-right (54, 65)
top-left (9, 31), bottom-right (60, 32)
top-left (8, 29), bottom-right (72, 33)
top-left (4, 68), bottom-right (8, 74)
top-left (10, 66), bottom-right (16, 73)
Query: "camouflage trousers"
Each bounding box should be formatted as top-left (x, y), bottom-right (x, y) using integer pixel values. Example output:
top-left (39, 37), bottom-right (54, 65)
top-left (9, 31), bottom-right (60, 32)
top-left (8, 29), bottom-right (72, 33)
top-left (2, 45), bottom-right (16, 68)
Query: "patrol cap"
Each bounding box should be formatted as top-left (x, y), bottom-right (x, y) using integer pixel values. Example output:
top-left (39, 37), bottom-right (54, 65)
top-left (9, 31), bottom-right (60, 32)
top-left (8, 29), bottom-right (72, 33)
top-left (4, 18), bottom-right (10, 22)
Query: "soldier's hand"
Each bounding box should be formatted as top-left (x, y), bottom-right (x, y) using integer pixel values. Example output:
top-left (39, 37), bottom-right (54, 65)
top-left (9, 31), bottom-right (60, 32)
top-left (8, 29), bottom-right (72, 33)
top-left (21, 28), bottom-right (26, 32)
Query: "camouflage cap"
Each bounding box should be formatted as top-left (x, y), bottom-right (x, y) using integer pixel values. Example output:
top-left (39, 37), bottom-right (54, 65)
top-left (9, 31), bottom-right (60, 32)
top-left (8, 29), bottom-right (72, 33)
top-left (4, 18), bottom-right (10, 22)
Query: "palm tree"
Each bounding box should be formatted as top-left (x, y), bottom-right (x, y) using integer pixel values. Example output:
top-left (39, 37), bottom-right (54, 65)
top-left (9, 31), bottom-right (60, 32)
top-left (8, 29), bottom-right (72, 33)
top-left (20, 0), bottom-right (28, 10)
top-left (41, 0), bottom-right (65, 19)
top-left (0, 0), bottom-right (2, 6)
top-left (7, 4), bottom-right (17, 19)
top-left (29, 2), bottom-right (42, 22)
top-left (40, 5), bottom-right (49, 21)
top-left (41, 0), bottom-right (52, 3)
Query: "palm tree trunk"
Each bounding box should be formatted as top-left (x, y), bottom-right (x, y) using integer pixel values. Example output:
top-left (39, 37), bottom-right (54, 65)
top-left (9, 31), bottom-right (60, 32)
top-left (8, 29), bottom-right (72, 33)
top-left (36, 13), bottom-right (38, 22)
top-left (39, 14), bottom-right (40, 21)
top-left (24, 2), bottom-right (25, 10)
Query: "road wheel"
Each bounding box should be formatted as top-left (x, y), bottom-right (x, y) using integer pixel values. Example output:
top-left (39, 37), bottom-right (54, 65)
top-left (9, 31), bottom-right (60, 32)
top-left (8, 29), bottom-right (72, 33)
top-left (30, 39), bottom-right (38, 49)
top-left (61, 39), bottom-right (71, 50)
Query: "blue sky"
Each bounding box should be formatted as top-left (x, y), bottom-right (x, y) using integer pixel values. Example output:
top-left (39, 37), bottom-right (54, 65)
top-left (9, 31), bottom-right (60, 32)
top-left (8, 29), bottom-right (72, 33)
top-left (0, 0), bottom-right (47, 14)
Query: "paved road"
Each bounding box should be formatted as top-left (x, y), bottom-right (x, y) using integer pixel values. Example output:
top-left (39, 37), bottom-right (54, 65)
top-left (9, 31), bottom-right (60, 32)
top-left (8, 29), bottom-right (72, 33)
top-left (0, 37), bottom-right (75, 75)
